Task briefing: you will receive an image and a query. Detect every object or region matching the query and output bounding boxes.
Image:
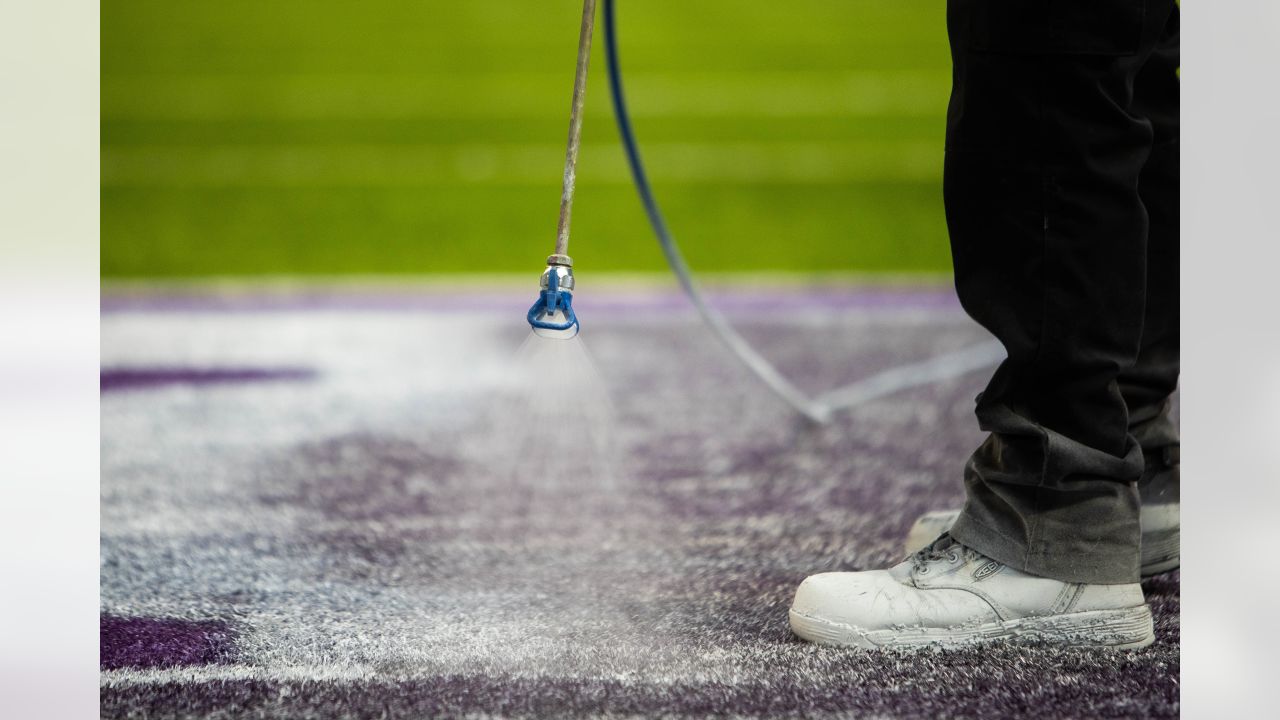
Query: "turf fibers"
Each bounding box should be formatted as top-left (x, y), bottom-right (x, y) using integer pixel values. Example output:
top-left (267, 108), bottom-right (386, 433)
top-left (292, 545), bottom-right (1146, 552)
top-left (100, 284), bottom-right (1179, 718)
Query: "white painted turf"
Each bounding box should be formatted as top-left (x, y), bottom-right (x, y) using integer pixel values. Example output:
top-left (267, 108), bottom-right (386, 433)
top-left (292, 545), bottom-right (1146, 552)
top-left (100, 297), bottom-right (1180, 717)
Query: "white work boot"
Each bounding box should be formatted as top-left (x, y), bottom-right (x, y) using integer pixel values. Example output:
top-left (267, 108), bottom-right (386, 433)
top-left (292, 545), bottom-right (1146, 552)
top-left (906, 452), bottom-right (1180, 577)
top-left (789, 535), bottom-right (1154, 650)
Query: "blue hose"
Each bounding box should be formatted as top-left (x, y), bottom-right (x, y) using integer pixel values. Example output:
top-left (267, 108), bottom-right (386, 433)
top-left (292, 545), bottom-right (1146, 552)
top-left (602, 0), bottom-right (830, 424)
top-left (600, 0), bottom-right (1004, 422)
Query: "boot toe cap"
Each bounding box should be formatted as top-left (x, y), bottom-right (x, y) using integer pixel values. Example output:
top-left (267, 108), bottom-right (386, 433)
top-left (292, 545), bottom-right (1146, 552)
top-left (791, 571), bottom-right (903, 629)
top-left (791, 569), bottom-right (1000, 634)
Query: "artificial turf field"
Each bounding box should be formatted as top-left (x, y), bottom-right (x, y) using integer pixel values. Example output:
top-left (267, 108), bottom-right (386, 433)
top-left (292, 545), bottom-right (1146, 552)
top-left (100, 283), bottom-right (1179, 718)
top-left (102, 1), bottom-right (954, 277)
top-left (101, 5), bottom-right (1180, 715)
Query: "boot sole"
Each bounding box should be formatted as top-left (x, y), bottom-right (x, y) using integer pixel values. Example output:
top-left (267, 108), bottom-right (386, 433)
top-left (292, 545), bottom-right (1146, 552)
top-left (789, 605), bottom-right (1155, 650)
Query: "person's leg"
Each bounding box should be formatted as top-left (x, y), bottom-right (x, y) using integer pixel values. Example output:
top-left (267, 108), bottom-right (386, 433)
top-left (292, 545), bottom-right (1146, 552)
top-left (943, 0), bottom-right (1179, 585)
top-left (1122, 5), bottom-right (1181, 574)
top-left (903, 6), bottom-right (1184, 576)
top-left (787, 2), bottom-right (1179, 650)
top-left (1122, 6), bottom-right (1180, 456)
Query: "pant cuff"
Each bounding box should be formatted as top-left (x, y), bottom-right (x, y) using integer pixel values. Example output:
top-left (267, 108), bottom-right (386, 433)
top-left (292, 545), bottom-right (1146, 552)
top-left (950, 511), bottom-right (1141, 585)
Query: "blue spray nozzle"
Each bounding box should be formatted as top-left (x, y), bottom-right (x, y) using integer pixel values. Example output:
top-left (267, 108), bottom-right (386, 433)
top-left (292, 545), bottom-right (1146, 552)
top-left (527, 265), bottom-right (579, 334)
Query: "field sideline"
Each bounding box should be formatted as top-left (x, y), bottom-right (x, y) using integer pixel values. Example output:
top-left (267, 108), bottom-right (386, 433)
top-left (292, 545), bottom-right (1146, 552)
top-left (102, 1), bottom-right (954, 276)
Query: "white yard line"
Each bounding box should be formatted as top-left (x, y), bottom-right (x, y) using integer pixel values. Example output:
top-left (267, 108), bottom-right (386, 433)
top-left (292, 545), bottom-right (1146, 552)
top-left (101, 664), bottom-right (381, 687)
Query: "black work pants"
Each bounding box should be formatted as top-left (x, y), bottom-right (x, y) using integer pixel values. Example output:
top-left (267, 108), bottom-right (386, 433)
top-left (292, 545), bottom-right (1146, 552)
top-left (944, 0), bottom-right (1180, 584)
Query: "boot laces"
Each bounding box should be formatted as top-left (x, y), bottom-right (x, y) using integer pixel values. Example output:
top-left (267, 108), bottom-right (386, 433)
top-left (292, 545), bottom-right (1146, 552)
top-left (911, 533), bottom-right (963, 574)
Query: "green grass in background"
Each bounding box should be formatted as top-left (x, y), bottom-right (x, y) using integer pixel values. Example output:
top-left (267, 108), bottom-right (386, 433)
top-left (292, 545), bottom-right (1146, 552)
top-left (102, 1), bottom-right (954, 277)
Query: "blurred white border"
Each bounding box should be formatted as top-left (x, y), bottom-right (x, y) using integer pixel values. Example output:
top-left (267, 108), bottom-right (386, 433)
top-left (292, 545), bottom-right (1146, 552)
top-left (1182, 2), bottom-right (1280, 718)
top-left (0, 2), bottom-right (100, 719)
top-left (2, 1), bottom-right (1279, 718)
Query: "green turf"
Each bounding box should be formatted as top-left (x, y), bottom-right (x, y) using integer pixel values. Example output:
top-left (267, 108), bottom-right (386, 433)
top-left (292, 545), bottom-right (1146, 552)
top-left (102, 1), bottom-right (954, 276)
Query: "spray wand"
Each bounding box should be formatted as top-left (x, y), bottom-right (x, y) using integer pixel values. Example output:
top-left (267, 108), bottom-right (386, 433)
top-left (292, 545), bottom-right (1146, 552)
top-left (528, 0), bottom-right (597, 339)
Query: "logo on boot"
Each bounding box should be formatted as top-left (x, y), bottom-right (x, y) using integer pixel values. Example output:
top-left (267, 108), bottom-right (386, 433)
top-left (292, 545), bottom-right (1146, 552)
top-left (973, 560), bottom-right (1003, 581)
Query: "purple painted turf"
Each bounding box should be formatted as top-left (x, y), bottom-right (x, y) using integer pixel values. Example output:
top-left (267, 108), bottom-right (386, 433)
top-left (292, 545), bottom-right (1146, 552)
top-left (100, 615), bottom-right (237, 670)
top-left (98, 580), bottom-right (1180, 720)
top-left (101, 367), bottom-right (317, 392)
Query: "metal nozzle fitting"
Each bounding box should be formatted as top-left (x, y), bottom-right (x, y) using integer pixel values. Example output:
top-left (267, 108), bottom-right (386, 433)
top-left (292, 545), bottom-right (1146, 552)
top-left (540, 263), bottom-right (575, 292)
top-left (528, 254), bottom-right (579, 337)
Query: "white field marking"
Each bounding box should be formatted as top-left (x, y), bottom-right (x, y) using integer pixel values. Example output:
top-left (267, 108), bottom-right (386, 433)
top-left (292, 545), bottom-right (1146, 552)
top-left (101, 71), bottom-right (947, 120)
top-left (816, 340), bottom-right (1005, 413)
top-left (100, 665), bottom-right (650, 689)
top-left (100, 661), bottom-right (675, 687)
top-left (100, 142), bottom-right (941, 187)
top-left (101, 664), bottom-right (380, 687)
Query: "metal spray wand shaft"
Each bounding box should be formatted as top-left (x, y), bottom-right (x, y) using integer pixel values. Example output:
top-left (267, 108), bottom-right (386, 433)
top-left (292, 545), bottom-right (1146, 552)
top-left (551, 0), bottom-right (598, 263)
